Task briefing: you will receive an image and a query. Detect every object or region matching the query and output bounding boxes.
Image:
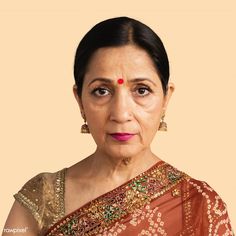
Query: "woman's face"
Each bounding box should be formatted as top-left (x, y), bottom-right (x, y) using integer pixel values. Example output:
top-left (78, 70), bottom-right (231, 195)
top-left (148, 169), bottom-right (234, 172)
top-left (73, 45), bottom-right (174, 159)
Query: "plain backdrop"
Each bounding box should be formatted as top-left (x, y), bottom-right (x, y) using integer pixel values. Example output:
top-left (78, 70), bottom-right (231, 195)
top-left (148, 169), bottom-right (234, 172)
top-left (1, 0), bottom-right (235, 231)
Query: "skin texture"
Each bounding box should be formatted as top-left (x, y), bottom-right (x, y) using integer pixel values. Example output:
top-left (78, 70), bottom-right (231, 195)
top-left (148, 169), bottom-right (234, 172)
top-left (64, 44), bottom-right (175, 214)
top-left (74, 44), bottom-right (174, 171)
top-left (3, 44), bottom-right (175, 234)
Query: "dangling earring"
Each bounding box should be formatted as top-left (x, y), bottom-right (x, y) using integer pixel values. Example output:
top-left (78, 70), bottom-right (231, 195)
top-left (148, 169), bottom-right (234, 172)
top-left (158, 113), bottom-right (167, 131)
top-left (81, 117), bottom-right (90, 133)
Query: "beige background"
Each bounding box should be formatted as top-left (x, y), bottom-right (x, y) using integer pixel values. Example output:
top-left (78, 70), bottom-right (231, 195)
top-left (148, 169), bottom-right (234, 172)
top-left (1, 0), bottom-right (235, 231)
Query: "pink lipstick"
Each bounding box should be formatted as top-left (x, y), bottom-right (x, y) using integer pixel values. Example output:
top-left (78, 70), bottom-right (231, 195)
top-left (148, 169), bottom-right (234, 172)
top-left (110, 133), bottom-right (135, 141)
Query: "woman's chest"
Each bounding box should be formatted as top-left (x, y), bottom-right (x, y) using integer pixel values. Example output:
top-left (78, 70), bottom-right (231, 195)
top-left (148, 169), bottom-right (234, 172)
top-left (64, 178), bottom-right (119, 215)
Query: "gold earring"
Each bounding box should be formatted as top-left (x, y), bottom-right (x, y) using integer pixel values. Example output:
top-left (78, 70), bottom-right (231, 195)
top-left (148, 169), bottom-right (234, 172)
top-left (81, 117), bottom-right (90, 133)
top-left (158, 113), bottom-right (167, 131)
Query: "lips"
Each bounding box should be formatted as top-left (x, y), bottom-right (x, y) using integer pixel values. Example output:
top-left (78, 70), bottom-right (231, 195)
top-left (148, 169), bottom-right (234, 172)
top-left (110, 133), bottom-right (135, 141)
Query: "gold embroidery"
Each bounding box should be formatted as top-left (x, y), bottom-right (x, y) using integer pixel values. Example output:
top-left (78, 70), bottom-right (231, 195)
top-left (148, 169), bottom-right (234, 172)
top-left (51, 168), bottom-right (66, 225)
top-left (13, 168), bottom-right (67, 235)
top-left (171, 188), bottom-right (181, 197)
top-left (181, 178), bottom-right (194, 236)
top-left (46, 162), bottom-right (189, 236)
top-left (13, 164), bottom-right (234, 236)
top-left (14, 191), bottom-right (40, 221)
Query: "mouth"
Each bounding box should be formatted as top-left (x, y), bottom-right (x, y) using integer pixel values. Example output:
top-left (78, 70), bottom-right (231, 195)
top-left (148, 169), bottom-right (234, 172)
top-left (109, 133), bottom-right (135, 141)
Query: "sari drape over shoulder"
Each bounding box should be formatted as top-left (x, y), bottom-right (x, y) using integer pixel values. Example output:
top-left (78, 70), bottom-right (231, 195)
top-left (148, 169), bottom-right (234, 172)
top-left (14, 161), bottom-right (234, 236)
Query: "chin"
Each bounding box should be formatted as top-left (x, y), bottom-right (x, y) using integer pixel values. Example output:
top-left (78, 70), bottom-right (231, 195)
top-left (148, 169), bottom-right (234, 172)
top-left (104, 144), bottom-right (141, 159)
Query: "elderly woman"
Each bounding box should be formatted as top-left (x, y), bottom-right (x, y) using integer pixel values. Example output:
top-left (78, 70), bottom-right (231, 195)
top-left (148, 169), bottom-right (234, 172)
top-left (3, 17), bottom-right (234, 236)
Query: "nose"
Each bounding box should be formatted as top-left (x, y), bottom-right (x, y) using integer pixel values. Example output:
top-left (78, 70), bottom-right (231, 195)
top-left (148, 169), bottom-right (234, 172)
top-left (109, 89), bottom-right (133, 123)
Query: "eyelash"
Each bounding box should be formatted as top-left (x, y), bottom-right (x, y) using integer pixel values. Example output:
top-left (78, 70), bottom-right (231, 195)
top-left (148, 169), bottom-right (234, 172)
top-left (91, 85), bottom-right (153, 97)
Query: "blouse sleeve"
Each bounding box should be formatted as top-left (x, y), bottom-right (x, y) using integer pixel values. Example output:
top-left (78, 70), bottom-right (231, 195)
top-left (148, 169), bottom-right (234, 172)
top-left (13, 169), bottom-right (66, 235)
top-left (13, 172), bottom-right (47, 227)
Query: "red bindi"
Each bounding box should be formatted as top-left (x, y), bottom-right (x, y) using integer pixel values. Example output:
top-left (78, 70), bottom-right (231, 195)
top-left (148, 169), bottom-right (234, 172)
top-left (117, 78), bottom-right (124, 84)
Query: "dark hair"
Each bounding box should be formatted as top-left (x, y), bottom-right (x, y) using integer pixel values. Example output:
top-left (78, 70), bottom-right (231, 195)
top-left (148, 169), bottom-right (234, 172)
top-left (74, 16), bottom-right (169, 97)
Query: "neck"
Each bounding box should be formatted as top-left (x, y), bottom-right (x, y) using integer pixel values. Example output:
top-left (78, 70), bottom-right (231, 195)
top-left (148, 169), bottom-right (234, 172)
top-left (87, 147), bottom-right (161, 185)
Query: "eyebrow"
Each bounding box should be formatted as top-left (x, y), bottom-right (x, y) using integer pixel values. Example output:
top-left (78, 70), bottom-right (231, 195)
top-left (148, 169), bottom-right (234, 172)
top-left (88, 77), bottom-right (157, 87)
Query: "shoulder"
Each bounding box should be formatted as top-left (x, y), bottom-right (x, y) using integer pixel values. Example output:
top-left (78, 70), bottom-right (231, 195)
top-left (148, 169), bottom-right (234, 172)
top-left (186, 177), bottom-right (229, 214)
top-left (182, 177), bottom-right (234, 235)
top-left (186, 177), bottom-right (222, 201)
top-left (164, 163), bottom-right (228, 212)
top-left (13, 171), bottom-right (55, 221)
top-left (13, 168), bottom-right (66, 233)
top-left (14, 171), bottom-right (54, 212)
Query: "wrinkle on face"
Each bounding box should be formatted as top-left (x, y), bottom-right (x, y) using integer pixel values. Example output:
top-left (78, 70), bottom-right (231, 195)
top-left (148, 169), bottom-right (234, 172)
top-left (74, 44), bottom-right (172, 162)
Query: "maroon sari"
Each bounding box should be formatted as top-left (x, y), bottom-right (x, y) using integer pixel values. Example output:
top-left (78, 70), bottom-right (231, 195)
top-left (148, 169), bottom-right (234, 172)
top-left (42, 161), bottom-right (234, 236)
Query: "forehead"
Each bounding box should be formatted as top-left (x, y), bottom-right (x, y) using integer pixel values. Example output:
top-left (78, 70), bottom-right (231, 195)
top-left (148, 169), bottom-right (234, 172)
top-left (85, 45), bottom-right (158, 77)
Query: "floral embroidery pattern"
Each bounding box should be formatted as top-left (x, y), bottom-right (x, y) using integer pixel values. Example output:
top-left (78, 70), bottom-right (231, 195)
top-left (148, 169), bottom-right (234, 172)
top-left (46, 162), bottom-right (188, 236)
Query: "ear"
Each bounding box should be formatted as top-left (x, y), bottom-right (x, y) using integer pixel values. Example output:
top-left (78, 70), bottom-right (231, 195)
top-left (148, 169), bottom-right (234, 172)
top-left (162, 82), bottom-right (175, 112)
top-left (73, 84), bottom-right (85, 118)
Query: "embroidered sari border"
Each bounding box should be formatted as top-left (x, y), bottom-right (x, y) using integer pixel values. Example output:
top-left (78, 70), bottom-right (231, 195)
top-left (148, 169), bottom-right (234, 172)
top-left (46, 161), bottom-right (189, 236)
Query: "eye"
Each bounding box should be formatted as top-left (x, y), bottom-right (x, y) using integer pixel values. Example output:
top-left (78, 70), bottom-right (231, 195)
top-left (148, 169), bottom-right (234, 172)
top-left (135, 86), bottom-right (152, 97)
top-left (91, 87), bottom-right (111, 97)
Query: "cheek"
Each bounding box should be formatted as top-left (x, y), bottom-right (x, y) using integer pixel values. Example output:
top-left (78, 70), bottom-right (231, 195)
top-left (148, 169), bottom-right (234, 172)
top-left (83, 100), bottom-right (107, 130)
top-left (83, 95), bottom-right (103, 115)
top-left (136, 96), bottom-right (163, 118)
top-left (136, 98), bottom-right (163, 132)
